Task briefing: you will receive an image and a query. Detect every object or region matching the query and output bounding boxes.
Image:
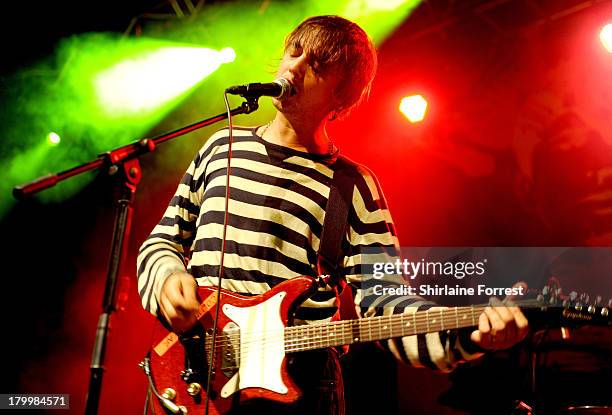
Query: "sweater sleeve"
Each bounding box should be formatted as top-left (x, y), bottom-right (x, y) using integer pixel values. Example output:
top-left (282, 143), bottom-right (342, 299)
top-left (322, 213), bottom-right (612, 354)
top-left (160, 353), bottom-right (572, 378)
top-left (341, 164), bottom-right (484, 371)
top-left (137, 130), bottom-right (224, 315)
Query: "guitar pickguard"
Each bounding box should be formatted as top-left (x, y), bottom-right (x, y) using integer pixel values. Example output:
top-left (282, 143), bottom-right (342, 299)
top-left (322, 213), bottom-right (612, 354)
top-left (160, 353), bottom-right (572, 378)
top-left (220, 290), bottom-right (288, 398)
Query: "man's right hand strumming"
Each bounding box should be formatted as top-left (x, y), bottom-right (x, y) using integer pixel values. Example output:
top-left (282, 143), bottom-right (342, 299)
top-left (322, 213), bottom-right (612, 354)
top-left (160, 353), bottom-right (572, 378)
top-left (159, 271), bottom-right (200, 333)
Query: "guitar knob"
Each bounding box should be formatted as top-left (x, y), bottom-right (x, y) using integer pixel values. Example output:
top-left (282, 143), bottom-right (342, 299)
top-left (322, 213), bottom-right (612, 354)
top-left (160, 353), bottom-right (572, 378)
top-left (180, 369), bottom-right (194, 382)
top-left (602, 308), bottom-right (609, 317)
top-left (162, 388), bottom-right (177, 401)
top-left (588, 305), bottom-right (596, 314)
top-left (187, 383), bottom-right (202, 397)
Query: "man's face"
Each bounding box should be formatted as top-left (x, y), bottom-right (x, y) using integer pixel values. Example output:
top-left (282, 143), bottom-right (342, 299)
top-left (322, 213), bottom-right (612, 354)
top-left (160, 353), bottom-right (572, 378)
top-left (273, 42), bottom-right (342, 122)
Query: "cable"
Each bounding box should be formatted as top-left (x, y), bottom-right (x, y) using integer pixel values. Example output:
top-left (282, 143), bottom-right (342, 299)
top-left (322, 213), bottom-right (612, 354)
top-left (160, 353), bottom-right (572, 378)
top-left (204, 91), bottom-right (234, 415)
top-left (141, 357), bottom-right (186, 414)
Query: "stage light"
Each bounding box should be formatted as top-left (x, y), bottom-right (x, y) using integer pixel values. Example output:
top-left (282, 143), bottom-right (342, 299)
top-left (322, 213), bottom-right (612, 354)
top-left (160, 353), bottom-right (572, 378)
top-left (219, 47), bottom-right (236, 64)
top-left (47, 132), bottom-right (61, 145)
top-left (363, 0), bottom-right (413, 11)
top-left (94, 46), bottom-right (235, 115)
top-left (399, 95), bottom-right (428, 123)
top-left (600, 24), bottom-right (612, 53)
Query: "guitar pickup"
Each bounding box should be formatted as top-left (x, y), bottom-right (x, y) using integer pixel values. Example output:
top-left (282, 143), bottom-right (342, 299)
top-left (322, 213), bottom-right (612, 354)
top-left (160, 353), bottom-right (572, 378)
top-left (220, 322), bottom-right (240, 378)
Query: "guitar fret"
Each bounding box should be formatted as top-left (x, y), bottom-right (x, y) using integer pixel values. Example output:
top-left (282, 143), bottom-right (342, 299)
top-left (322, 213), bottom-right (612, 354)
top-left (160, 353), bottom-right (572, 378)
top-left (320, 325), bottom-right (324, 347)
top-left (358, 319), bottom-right (365, 343)
top-left (471, 305), bottom-right (476, 326)
top-left (455, 307), bottom-right (459, 329)
top-left (284, 303), bottom-right (492, 353)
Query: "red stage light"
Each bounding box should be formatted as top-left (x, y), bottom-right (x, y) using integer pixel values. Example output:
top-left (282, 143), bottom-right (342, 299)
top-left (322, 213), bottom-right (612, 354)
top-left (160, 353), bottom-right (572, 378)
top-left (399, 95), bottom-right (428, 123)
top-left (601, 23), bottom-right (612, 53)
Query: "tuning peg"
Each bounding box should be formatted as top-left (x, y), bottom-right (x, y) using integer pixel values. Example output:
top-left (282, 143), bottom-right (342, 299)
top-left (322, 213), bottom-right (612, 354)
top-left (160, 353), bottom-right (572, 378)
top-left (588, 305), bottom-right (596, 314)
top-left (595, 296), bottom-right (602, 306)
top-left (569, 291), bottom-right (578, 301)
top-left (542, 286), bottom-right (550, 296)
top-left (579, 293), bottom-right (590, 304)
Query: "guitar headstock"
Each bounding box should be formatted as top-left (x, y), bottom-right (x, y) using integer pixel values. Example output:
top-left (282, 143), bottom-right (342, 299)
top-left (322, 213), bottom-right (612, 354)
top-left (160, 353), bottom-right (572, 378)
top-left (526, 278), bottom-right (611, 328)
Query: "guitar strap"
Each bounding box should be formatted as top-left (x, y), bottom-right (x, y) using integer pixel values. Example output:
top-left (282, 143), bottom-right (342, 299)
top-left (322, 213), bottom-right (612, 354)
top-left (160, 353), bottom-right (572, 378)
top-left (317, 154), bottom-right (360, 321)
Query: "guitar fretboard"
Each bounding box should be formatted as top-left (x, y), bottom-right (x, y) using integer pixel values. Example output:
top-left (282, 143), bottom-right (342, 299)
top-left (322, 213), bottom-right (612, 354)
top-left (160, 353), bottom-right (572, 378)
top-left (283, 305), bottom-right (487, 353)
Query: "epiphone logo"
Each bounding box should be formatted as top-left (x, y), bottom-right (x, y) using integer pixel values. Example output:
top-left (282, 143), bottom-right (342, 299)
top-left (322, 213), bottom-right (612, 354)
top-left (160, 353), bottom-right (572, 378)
top-left (562, 309), bottom-right (593, 321)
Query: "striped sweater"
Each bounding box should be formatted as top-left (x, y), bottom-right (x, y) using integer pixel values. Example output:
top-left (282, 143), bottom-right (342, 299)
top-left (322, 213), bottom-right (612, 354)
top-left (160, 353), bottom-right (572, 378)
top-left (137, 126), bottom-right (483, 371)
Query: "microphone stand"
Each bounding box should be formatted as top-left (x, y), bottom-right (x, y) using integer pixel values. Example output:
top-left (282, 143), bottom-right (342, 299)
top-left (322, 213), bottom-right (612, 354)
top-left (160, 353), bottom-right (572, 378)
top-left (13, 96), bottom-right (261, 415)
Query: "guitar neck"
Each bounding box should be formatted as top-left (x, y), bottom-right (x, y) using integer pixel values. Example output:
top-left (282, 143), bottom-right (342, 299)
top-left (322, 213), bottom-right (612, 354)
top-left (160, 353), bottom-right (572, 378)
top-left (284, 304), bottom-right (488, 353)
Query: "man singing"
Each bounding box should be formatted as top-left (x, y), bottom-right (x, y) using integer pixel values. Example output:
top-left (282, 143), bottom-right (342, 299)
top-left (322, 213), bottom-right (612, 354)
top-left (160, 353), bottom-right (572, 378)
top-left (137, 15), bottom-right (528, 414)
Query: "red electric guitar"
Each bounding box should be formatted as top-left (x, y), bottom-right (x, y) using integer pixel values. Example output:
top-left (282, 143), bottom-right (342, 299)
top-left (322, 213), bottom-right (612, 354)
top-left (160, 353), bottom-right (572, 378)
top-left (140, 276), bottom-right (611, 414)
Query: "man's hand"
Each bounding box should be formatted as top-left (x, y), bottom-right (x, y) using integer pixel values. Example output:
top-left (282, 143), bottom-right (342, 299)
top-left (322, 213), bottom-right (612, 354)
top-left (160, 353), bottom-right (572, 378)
top-left (470, 298), bottom-right (529, 351)
top-left (159, 271), bottom-right (200, 333)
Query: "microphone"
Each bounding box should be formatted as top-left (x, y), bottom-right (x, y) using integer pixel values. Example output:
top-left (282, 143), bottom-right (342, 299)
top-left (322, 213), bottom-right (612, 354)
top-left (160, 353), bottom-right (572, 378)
top-left (225, 78), bottom-right (294, 101)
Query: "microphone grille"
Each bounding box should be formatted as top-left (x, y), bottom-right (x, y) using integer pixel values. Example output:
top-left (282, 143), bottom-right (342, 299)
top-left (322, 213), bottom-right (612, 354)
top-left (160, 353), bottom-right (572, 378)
top-left (275, 78), bottom-right (294, 101)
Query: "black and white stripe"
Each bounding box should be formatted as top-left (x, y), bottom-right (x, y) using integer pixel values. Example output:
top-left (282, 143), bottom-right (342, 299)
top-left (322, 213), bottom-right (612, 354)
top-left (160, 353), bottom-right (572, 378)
top-left (137, 126), bottom-right (483, 370)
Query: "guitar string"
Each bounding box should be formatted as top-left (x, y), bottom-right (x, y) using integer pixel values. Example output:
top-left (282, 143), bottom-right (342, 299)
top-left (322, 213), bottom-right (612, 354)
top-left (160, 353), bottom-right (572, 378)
top-left (202, 305), bottom-right (486, 350)
top-left (200, 298), bottom-right (540, 346)
top-left (229, 312), bottom-right (479, 355)
top-left (200, 300), bottom-right (544, 353)
top-left (200, 302), bottom-right (539, 369)
top-left (193, 299), bottom-right (545, 355)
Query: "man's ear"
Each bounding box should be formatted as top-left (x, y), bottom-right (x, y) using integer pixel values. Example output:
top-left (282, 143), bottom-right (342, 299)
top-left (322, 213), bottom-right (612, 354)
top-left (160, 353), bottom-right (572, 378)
top-left (327, 94), bottom-right (344, 121)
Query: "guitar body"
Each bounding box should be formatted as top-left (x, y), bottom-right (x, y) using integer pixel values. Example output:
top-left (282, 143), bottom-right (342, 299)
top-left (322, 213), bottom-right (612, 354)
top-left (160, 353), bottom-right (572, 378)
top-left (144, 274), bottom-right (610, 414)
top-left (148, 275), bottom-right (318, 415)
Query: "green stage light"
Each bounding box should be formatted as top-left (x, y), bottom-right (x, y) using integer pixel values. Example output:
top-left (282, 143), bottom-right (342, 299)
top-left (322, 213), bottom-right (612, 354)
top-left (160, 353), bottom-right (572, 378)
top-left (47, 132), bottom-right (61, 145)
top-left (94, 46), bottom-right (236, 115)
top-left (1, 0), bottom-right (424, 216)
top-left (363, 0), bottom-right (413, 11)
top-left (338, 0), bottom-right (423, 44)
top-left (219, 47), bottom-right (236, 64)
